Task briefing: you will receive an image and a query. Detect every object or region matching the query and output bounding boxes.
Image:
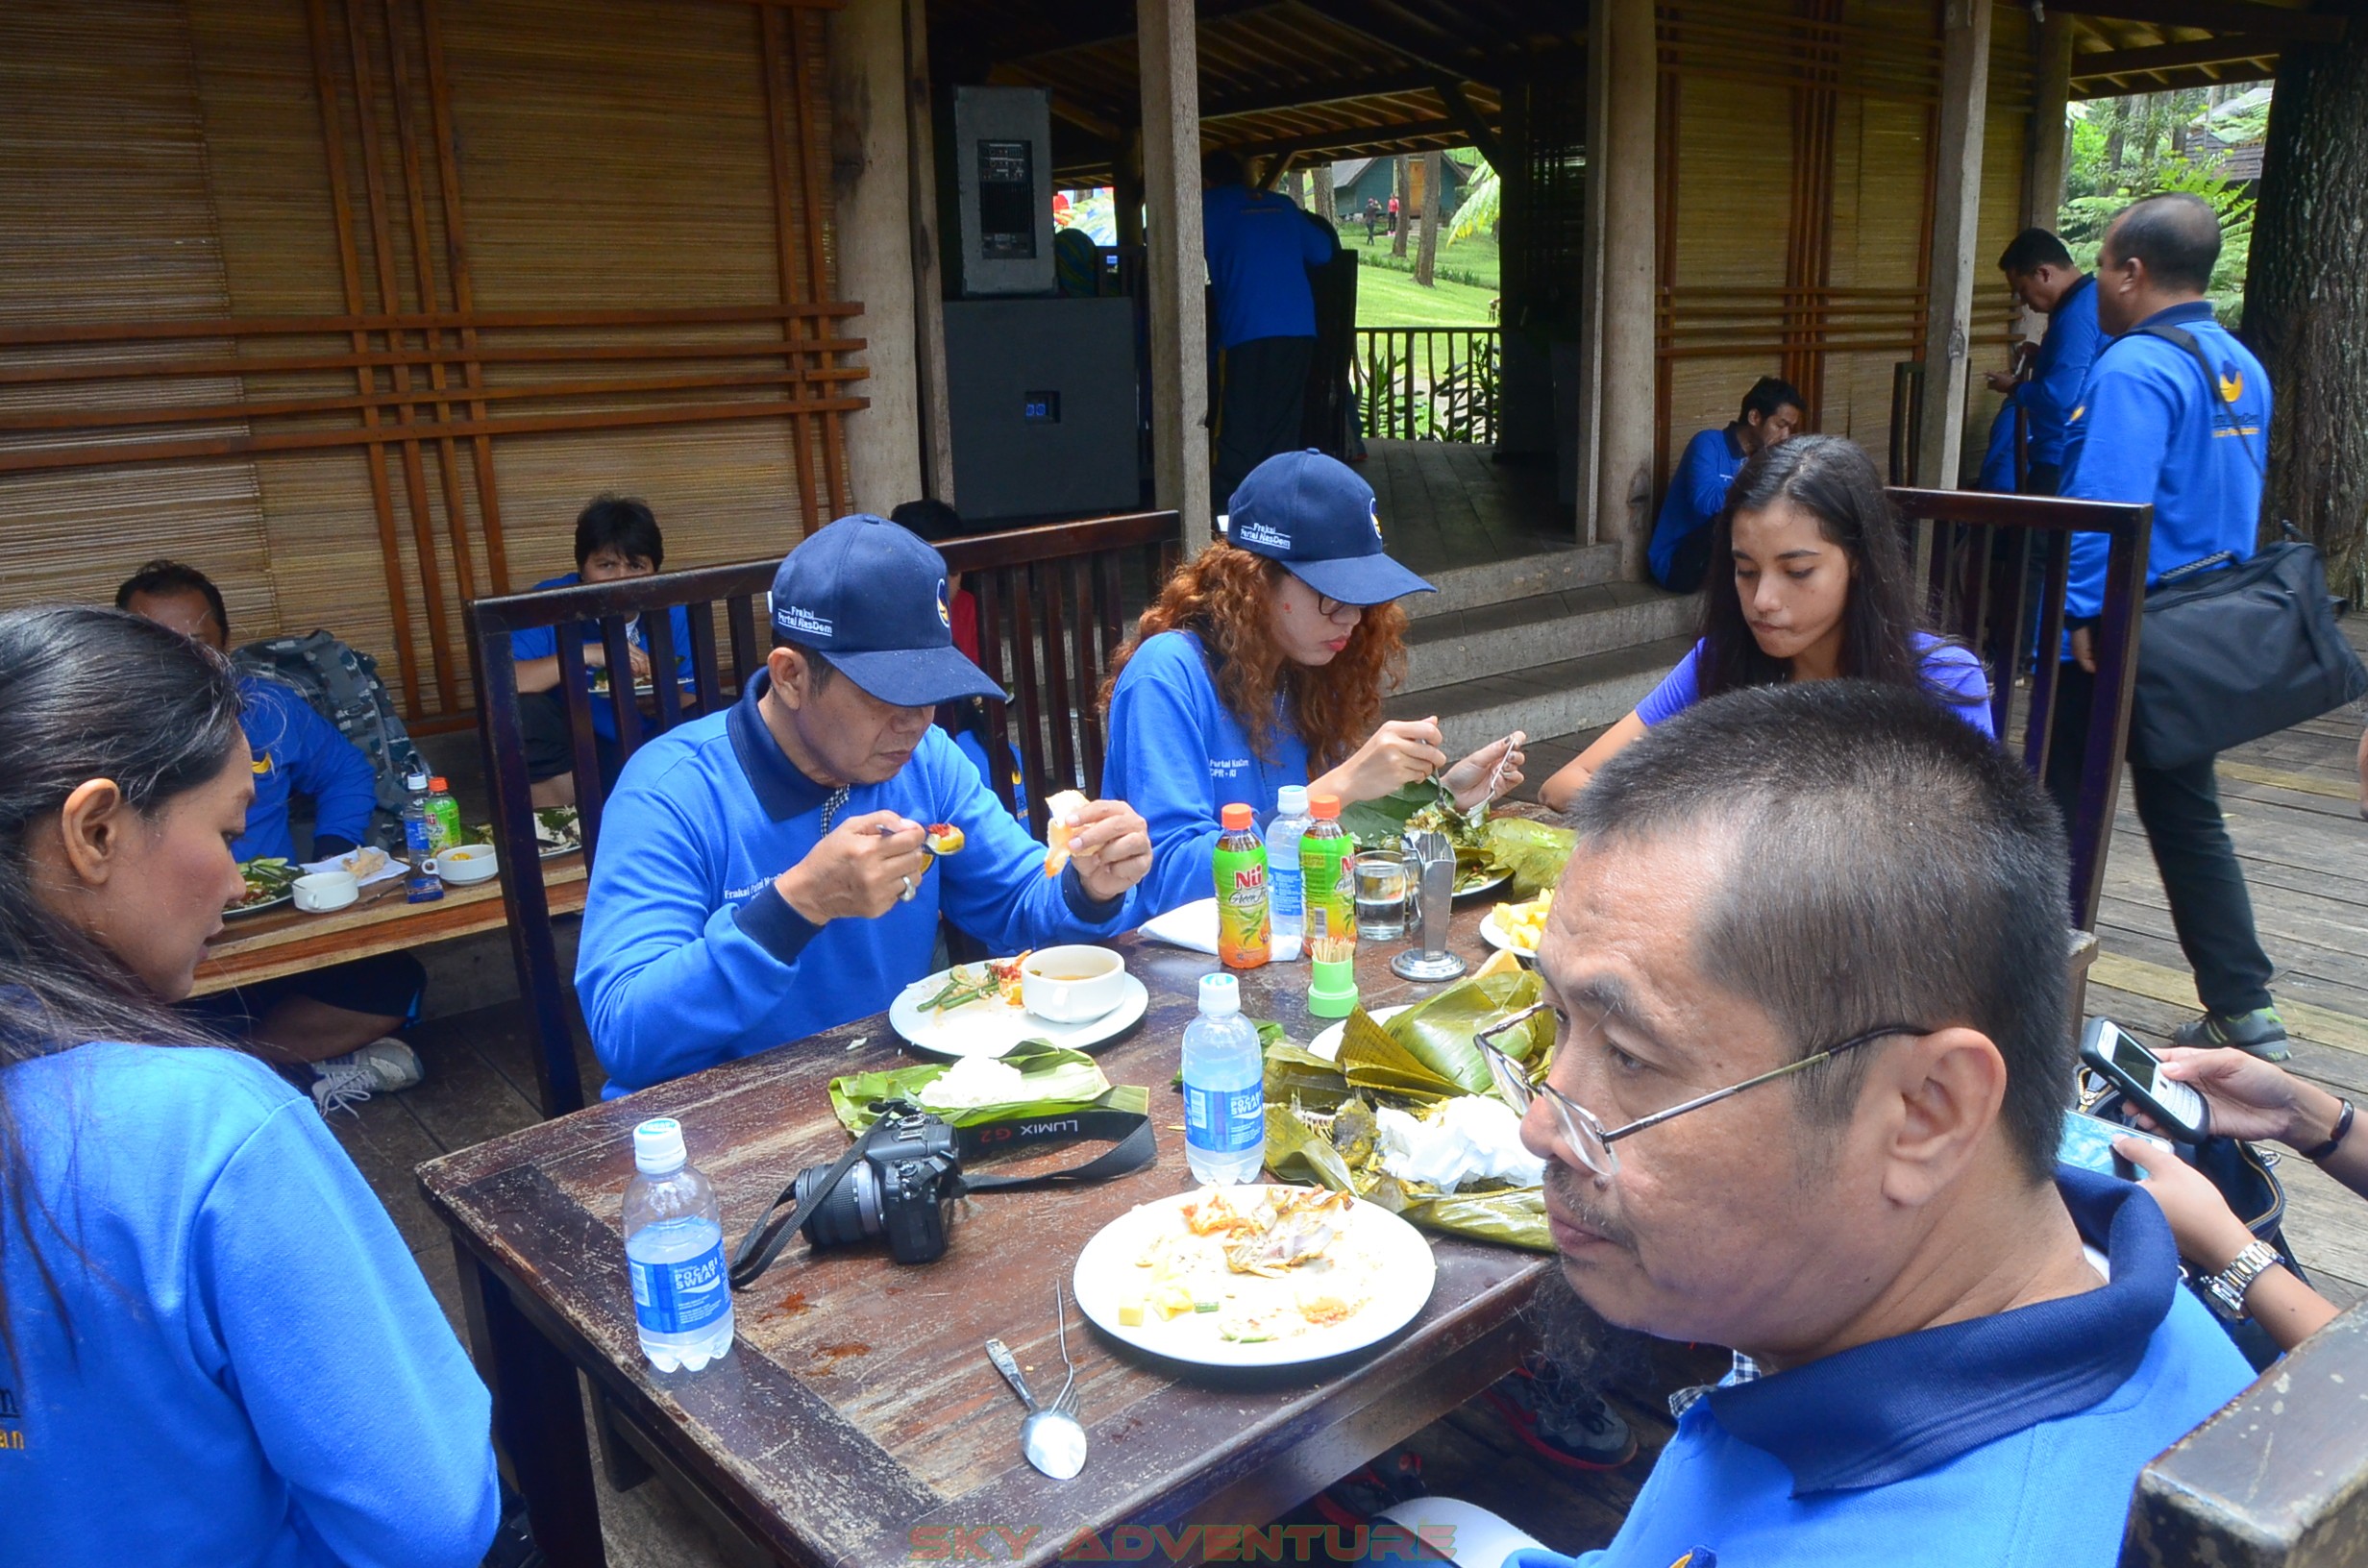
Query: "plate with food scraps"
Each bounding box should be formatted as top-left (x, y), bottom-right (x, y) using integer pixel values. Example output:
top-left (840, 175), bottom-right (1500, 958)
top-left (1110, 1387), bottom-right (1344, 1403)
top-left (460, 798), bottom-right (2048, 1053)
top-left (533, 807), bottom-right (583, 858)
top-left (1307, 1004), bottom-right (1411, 1064)
top-left (1073, 1185), bottom-right (1436, 1368)
top-left (228, 857), bottom-right (301, 917)
top-left (887, 956), bottom-right (1148, 1059)
top-left (1452, 869), bottom-right (1512, 901)
top-left (1481, 891), bottom-right (1553, 960)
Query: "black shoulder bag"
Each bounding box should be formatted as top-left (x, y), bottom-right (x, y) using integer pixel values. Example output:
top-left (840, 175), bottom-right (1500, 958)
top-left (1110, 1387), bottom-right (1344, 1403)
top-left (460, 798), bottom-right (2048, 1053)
top-left (2115, 324), bottom-right (2368, 772)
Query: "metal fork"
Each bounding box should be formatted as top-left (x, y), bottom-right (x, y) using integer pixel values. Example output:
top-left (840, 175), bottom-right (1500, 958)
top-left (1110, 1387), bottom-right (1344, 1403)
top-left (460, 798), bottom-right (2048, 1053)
top-left (1048, 1282), bottom-right (1080, 1417)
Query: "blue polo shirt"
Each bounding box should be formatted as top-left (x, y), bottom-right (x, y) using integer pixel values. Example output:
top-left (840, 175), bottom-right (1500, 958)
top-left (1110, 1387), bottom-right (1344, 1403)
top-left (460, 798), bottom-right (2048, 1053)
top-left (1647, 428), bottom-right (1747, 585)
top-left (1512, 1167), bottom-right (2252, 1568)
top-left (1100, 629), bottom-right (1313, 918)
top-left (0, 1042), bottom-right (500, 1568)
top-left (1201, 185), bottom-right (1334, 350)
top-left (1977, 390), bottom-right (2021, 493)
top-left (234, 674), bottom-right (378, 864)
top-left (510, 573), bottom-right (697, 743)
top-left (576, 674), bottom-right (1137, 1095)
top-left (2062, 301), bottom-right (2270, 619)
top-left (1637, 633), bottom-right (1994, 738)
top-left (2024, 274), bottom-right (2102, 470)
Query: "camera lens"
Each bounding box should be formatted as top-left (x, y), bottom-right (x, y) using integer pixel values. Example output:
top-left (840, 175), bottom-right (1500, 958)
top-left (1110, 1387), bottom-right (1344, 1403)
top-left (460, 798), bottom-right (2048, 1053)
top-left (795, 1157), bottom-right (882, 1247)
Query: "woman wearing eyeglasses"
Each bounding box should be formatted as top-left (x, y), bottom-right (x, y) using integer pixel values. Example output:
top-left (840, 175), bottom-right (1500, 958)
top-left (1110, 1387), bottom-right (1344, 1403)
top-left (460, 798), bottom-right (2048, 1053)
top-left (1538, 435), bottom-right (1992, 811)
top-left (1100, 451), bottom-right (1523, 916)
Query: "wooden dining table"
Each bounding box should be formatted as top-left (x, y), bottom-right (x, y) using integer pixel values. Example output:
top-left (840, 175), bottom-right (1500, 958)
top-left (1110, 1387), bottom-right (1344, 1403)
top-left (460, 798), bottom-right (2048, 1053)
top-left (417, 903), bottom-right (1555, 1568)
top-left (192, 850), bottom-right (587, 995)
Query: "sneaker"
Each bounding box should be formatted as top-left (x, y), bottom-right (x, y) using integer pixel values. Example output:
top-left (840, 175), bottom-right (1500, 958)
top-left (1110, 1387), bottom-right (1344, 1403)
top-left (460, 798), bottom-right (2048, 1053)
top-left (1314, 1449), bottom-right (1425, 1531)
top-left (1480, 1364), bottom-right (1638, 1472)
top-left (2171, 1007), bottom-right (2290, 1063)
top-left (310, 1039), bottom-right (424, 1116)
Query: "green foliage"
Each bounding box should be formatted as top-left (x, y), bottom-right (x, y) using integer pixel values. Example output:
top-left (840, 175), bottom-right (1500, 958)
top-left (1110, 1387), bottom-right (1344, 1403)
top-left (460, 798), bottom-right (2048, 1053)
top-left (2057, 89), bottom-right (2260, 331)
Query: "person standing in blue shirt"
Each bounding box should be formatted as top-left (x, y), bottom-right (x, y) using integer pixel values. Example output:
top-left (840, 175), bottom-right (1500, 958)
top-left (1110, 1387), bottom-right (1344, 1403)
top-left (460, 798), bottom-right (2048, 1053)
top-left (0, 605), bottom-right (499, 1568)
top-left (1491, 680), bottom-right (2251, 1568)
top-left (116, 560), bottom-right (428, 1115)
top-left (1099, 451), bottom-right (1525, 917)
top-left (510, 494), bottom-right (696, 807)
top-left (2053, 193), bottom-right (2285, 1060)
top-left (1542, 436), bottom-right (1992, 809)
top-left (1203, 151), bottom-right (1340, 505)
top-left (1983, 228), bottom-right (2102, 495)
top-left (576, 515), bottom-right (1153, 1095)
top-left (1647, 376), bottom-right (1804, 592)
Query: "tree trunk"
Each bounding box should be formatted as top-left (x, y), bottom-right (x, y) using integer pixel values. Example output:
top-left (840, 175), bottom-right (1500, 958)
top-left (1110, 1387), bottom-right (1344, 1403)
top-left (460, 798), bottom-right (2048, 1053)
top-left (1415, 150), bottom-right (1443, 285)
top-left (2245, 16), bottom-right (2368, 597)
top-left (2103, 96), bottom-right (2131, 188)
top-left (1393, 155), bottom-right (1411, 257)
top-left (1287, 166), bottom-right (1308, 213)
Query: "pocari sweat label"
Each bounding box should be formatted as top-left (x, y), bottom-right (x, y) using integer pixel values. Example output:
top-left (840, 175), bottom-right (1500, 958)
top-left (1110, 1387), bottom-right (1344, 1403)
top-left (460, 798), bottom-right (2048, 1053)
top-left (629, 1234), bottom-right (732, 1335)
top-left (1184, 1083), bottom-right (1264, 1154)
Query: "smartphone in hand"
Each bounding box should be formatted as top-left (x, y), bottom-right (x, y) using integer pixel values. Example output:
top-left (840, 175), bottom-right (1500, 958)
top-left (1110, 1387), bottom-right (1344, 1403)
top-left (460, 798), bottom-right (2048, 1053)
top-left (2079, 1018), bottom-right (2209, 1142)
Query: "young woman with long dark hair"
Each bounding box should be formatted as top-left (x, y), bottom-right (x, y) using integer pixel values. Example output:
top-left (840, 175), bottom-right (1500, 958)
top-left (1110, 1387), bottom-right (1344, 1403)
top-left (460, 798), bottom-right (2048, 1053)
top-left (1539, 434), bottom-right (1991, 810)
top-left (0, 606), bottom-right (499, 1567)
top-left (1100, 452), bottom-right (1522, 915)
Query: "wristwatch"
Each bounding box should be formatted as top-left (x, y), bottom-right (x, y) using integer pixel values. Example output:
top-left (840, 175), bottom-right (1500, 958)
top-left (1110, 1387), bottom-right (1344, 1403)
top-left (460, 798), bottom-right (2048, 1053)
top-left (2201, 1239), bottom-right (2281, 1320)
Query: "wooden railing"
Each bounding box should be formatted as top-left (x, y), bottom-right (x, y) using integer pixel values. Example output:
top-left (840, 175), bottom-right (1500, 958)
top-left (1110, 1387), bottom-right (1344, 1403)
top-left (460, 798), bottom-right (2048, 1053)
top-left (1353, 326), bottom-right (1499, 444)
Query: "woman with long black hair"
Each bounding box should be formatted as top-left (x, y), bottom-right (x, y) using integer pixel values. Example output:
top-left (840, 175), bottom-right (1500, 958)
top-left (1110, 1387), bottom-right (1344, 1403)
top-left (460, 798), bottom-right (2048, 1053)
top-left (1539, 434), bottom-right (1991, 809)
top-left (0, 606), bottom-right (498, 1567)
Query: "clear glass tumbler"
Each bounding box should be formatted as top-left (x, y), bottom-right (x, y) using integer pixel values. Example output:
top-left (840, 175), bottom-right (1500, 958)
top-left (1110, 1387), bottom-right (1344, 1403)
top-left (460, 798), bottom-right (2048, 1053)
top-left (1352, 851), bottom-right (1410, 941)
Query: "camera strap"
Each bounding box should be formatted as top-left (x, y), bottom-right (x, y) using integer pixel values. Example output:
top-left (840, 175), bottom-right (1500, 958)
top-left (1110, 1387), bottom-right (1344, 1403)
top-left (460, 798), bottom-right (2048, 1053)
top-left (726, 1106), bottom-right (1158, 1290)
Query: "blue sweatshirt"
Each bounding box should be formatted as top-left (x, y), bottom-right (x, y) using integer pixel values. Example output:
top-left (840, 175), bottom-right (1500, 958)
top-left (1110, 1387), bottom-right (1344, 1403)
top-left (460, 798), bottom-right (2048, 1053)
top-left (576, 674), bottom-right (1137, 1095)
top-left (510, 573), bottom-right (697, 743)
top-left (2062, 301), bottom-right (2270, 619)
top-left (1511, 1167), bottom-right (2252, 1568)
top-left (1100, 629), bottom-right (1313, 918)
top-left (234, 674), bottom-right (378, 864)
top-left (2023, 274), bottom-right (2102, 470)
top-left (1637, 632), bottom-right (1995, 738)
top-left (0, 1042), bottom-right (499, 1568)
top-left (1647, 427), bottom-right (1747, 584)
top-left (1201, 184), bottom-right (1334, 350)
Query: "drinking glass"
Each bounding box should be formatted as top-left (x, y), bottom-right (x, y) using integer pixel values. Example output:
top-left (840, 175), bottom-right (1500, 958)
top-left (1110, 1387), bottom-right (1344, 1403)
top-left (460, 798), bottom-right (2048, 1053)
top-left (1352, 851), bottom-right (1410, 940)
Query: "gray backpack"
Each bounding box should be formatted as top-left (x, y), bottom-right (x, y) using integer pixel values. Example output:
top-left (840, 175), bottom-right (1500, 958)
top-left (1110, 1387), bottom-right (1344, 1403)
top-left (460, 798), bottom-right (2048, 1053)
top-left (231, 630), bottom-right (427, 842)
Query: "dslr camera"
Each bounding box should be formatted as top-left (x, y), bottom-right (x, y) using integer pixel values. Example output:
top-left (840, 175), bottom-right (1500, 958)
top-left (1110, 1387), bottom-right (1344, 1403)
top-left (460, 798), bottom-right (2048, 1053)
top-left (793, 1099), bottom-right (965, 1264)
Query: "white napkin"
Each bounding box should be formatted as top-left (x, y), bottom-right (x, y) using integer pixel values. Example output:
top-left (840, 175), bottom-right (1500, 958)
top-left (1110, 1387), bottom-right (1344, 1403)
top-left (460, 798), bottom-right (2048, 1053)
top-left (1137, 896), bottom-right (1303, 963)
top-left (300, 848), bottom-right (409, 890)
top-left (1374, 1096), bottom-right (1546, 1189)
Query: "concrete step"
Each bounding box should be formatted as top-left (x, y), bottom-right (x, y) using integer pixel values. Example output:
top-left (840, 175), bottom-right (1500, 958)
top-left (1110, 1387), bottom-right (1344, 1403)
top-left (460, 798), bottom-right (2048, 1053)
top-left (1402, 579), bottom-right (1698, 693)
top-left (1403, 540), bottom-right (1625, 621)
top-left (1388, 633), bottom-right (1697, 760)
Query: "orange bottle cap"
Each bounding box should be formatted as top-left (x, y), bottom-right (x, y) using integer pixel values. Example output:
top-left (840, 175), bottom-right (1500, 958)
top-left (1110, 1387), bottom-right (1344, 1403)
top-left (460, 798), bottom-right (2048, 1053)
top-left (430, 776), bottom-right (449, 791)
top-left (1310, 794), bottom-right (1341, 820)
top-left (1221, 803), bottom-right (1253, 830)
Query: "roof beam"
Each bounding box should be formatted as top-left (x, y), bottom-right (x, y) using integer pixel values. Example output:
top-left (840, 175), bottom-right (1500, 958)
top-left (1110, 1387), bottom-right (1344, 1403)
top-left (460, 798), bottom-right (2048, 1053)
top-left (2068, 0), bottom-right (2344, 44)
top-left (2070, 58), bottom-right (2280, 95)
top-left (2070, 34), bottom-right (2282, 79)
top-left (1433, 78), bottom-right (1506, 172)
top-left (1198, 67), bottom-right (1444, 122)
top-left (976, 0), bottom-right (1284, 68)
top-left (1215, 115), bottom-right (1463, 161)
top-left (1286, 0), bottom-right (1504, 84)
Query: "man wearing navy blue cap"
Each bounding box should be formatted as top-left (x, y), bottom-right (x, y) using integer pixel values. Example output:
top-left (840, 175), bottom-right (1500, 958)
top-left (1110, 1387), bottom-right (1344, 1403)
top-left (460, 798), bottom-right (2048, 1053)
top-left (576, 515), bottom-right (1152, 1096)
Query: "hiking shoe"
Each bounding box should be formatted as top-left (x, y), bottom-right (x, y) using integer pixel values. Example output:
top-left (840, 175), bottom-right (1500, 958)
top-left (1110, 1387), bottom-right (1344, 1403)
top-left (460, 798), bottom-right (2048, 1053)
top-left (311, 1039), bottom-right (424, 1116)
top-left (1480, 1365), bottom-right (1638, 1471)
top-left (1314, 1449), bottom-right (1425, 1531)
top-left (2171, 1007), bottom-right (2290, 1063)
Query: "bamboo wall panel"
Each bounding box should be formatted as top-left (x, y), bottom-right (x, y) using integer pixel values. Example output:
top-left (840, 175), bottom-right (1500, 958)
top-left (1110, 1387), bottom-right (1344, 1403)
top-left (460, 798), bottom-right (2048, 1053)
top-left (0, 0), bottom-right (860, 723)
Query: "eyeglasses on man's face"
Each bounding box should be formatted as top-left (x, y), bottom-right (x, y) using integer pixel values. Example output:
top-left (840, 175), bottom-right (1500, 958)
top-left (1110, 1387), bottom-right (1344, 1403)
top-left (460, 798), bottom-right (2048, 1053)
top-left (1474, 1002), bottom-right (1925, 1181)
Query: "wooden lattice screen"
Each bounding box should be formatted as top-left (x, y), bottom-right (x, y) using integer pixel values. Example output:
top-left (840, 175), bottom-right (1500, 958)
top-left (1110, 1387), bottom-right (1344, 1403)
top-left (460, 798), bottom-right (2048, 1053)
top-left (0, 0), bottom-right (863, 725)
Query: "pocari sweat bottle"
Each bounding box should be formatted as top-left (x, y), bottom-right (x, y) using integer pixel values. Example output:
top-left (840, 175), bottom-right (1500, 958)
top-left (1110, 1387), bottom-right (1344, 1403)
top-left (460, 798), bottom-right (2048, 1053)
top-left (1181, 972), bottom-right (1266, 1186)
top-left (624, 1117), bottom-right (735, 1372)
top-left (400, 772), bottom-right (443, 904)
top-left (1265, 785), bottom-right (1312, 944)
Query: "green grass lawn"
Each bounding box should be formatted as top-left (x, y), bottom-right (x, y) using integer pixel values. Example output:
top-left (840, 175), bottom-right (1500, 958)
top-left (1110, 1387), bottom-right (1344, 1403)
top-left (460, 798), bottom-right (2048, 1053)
top-left (1354, 260), bottom-right (1499, 329)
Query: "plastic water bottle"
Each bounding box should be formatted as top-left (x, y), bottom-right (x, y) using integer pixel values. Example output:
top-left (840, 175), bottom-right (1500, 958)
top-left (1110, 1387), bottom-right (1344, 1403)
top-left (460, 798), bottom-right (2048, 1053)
top-left (399, 772), bottom-right (443, 904)
top-left (1265, 785), bottom-right (1312, 943)
top-left (1182, 972), bottom-right (1266, 1186)
top-left (624, 1117), bottom-right (735, 1372)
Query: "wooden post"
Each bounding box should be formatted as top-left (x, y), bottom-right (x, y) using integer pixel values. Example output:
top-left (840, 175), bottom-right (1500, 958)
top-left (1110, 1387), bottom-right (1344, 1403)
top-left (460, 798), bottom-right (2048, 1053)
top-left (1593, 0), bottom-right (1659, 573)
top-left (1913, 0), bottom-right (1992, 491)
top-left (902, 0), bottom-right (955, 501)
top-left (828, 0), bottom-right (925, 512)
top-left (1138, 0), bottom-right (1212, 548)
top-left (1115, 125), bottom-right (1147, 250)
top-left (2025, 9), bottom-right (2074, 233)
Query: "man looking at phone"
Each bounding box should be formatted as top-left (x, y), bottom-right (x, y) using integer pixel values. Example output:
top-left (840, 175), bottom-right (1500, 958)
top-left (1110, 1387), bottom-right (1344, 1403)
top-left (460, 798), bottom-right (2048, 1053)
top-left (577, 515), bottom-right (1153, 1096)
top-left (1496, 680), bottom-right (2251, 1567)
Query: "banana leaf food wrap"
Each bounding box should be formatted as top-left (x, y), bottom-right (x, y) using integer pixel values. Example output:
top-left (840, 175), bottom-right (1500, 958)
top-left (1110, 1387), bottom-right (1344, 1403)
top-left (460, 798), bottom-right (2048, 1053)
top-left (830, 1041), bottom-right (1149, 1160)
top-left (1337, 780), bottom-right (1578, 897)
top-left (1263, 968), bottom-right (1558, 1252)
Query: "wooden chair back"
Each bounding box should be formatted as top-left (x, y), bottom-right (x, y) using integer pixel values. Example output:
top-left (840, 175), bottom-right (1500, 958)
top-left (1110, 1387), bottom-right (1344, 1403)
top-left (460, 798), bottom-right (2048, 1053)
top-left (466, 509), bottom-right (1182, 1116)
top-left (1885, 487), bottom-right (2152, 931)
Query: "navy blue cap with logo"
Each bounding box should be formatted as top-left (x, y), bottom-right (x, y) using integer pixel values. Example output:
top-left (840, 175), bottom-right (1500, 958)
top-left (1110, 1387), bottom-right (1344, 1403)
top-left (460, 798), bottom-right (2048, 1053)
top-left (769, 514), bottom-right (1003, 708)
top-left (1221, 449), bottom-right (1436, 606)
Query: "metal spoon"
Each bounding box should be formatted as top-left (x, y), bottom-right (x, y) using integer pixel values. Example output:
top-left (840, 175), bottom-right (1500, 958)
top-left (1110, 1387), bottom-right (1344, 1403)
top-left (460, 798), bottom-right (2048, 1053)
top-left (984, 1286), bottom-right (1088, 1480)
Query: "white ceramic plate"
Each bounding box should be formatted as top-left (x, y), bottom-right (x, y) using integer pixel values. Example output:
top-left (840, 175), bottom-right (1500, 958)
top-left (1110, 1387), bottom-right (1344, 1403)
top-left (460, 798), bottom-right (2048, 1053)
top-left (1073, 1186), bottom-right (1437, 1369)
top-left (225, 892), bottom-right (293, 918)
top-left (1480, 905), bottom-right (1541, 960)
top-left (888, 966), bottom-right (1148, 1059)
top-left (1307, 1004), bottom-right (1410, 1064)
top-left (1452, 870), bottom-right (1513, 902)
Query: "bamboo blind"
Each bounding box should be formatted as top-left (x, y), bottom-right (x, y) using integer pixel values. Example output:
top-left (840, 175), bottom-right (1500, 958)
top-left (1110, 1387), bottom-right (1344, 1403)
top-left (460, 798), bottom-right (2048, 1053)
top-left (1652, 0), bottom-right (2035, 484)
top-left (0, 0), bottom-right (861, 724)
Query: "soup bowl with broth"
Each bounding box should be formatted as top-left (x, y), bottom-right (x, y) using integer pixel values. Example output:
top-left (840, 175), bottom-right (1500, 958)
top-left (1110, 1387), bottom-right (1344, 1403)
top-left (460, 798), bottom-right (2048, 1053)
top-left (1020, 945), bottom-right (1128, 1022)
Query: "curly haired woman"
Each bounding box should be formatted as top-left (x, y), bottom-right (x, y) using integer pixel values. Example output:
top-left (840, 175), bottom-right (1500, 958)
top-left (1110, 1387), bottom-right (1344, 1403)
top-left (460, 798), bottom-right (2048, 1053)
top-left (1100, 451), bottom-right (1522, 915)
